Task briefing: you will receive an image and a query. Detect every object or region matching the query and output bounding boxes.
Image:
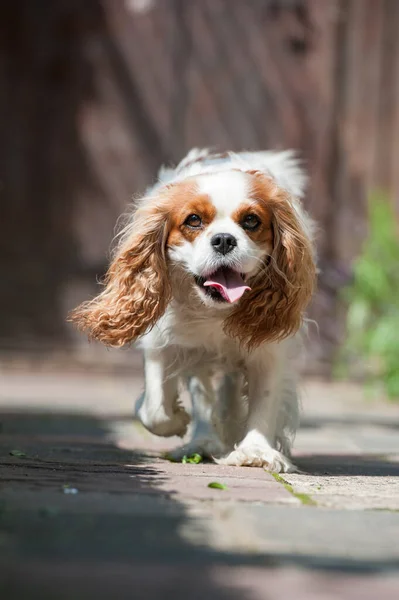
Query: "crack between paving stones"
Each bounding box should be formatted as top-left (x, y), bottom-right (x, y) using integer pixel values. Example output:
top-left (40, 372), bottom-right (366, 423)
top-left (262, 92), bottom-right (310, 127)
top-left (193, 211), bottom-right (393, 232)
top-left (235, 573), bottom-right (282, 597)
top-left (271, 472), bottom-right (317, 506)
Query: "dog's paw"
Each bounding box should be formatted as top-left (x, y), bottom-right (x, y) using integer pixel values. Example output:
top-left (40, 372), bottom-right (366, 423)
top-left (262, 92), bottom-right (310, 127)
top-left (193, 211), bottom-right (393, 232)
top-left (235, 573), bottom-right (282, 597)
top-left (137, 402), bottom-right (190, 438)
top-left (168, 437), bottom-right (225, 462)
top-left (216, 445), bottom-right (296, 473)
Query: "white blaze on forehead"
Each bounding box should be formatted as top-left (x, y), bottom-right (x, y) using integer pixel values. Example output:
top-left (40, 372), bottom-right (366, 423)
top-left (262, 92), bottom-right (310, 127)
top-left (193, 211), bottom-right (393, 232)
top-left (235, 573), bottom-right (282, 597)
top-left (196, 171), bottom-right (249, 218)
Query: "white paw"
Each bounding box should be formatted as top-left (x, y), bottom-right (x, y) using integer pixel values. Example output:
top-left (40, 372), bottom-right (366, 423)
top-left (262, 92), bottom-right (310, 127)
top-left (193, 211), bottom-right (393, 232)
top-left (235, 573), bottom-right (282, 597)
top-left (216, 445), bottom-right (296, 473)
top-left (168, 437), bottom-right (225, 462)
top-left (137, 402), bottom-right (191, 438)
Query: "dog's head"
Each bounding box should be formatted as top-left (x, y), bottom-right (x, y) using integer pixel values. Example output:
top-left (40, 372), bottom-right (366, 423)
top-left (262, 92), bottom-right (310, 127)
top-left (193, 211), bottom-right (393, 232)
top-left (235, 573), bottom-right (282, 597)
top-left (70, 169), bottom-right (316, 349)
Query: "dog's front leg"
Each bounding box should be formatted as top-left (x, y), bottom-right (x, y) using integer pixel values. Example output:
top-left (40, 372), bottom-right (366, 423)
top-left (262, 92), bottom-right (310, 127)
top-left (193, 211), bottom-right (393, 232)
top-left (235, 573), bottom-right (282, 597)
top-left (217, 353), bottom-right (296, 473)
top-left (136, 348), bottom-right (190, 438)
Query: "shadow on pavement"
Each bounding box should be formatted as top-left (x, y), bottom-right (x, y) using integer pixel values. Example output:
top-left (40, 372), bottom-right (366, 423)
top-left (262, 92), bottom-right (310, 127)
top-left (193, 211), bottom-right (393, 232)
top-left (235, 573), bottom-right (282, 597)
top-left (301, 414), bottom-right (399, 431)
top-left (0, 409), bottom-right (261, 600)
top-left (0, 408), bottom-right (399, 600)
top-left (295, 453), bottom-right (399, 477)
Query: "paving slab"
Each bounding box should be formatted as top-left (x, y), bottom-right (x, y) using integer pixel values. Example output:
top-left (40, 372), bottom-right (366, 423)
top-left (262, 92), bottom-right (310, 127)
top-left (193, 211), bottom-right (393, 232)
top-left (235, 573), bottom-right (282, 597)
top-left (1, 369), bottom-right (399, 599)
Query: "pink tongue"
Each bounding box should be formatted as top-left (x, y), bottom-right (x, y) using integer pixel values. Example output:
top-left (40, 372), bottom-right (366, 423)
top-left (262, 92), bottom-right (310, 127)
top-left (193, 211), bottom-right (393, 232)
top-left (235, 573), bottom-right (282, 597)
top-left (204, 269), bottom-right (251, 303)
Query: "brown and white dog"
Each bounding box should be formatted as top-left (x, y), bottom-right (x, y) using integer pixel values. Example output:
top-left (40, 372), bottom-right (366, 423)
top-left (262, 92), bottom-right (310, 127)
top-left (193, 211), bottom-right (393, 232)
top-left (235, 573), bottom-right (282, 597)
top-left (71, 148), bottom-right (317, 472)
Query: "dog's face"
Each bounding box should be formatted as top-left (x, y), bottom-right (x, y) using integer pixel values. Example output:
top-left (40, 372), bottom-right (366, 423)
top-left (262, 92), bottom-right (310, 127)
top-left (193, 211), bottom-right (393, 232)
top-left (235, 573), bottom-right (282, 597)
top-left (71, 169), bottom-right (316, 349)
top-left (166, 170), bottom-right (273, 307)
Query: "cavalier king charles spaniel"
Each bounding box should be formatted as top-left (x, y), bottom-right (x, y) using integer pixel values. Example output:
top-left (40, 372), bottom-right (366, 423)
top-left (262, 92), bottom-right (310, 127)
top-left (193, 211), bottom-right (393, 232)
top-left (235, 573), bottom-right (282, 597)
top-left (71, 148), bottom-right (317, 473)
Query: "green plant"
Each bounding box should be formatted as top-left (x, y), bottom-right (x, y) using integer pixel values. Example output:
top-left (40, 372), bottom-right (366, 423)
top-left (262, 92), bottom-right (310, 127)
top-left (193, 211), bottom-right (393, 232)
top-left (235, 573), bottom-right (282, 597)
top-left (338, 191), bottom-right (399, 399)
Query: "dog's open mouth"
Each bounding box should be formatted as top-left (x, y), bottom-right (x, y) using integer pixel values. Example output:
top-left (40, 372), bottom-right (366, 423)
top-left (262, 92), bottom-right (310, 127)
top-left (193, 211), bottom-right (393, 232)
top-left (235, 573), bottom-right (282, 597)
top-left (194, 267), bottom-right (251, 303)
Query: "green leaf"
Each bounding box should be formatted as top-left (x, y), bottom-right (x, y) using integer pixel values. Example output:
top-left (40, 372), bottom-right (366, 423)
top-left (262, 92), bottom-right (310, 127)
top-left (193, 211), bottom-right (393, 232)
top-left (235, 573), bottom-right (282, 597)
top-left (385, 371), bottom-right (399, 399)
top-left (9, 450), bottom-right (27, 458)
top-left (354, 259), bottom-right (391, 301)
top-left (346, 300), bottom-right (371, 332)
top-left (369, 318), bottom-right (399, 356)
top-left (180, 453), bottom-right (204, 464)
top-left (185, 453), bottom-right (203, 464)
top-left (208, 481), bottom-right (227, 490)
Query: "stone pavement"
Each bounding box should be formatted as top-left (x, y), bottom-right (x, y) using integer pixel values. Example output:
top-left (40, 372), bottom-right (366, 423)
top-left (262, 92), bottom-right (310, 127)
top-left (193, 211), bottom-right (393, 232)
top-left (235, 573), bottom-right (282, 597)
top-left (1, 364), bottom-right (399, 599)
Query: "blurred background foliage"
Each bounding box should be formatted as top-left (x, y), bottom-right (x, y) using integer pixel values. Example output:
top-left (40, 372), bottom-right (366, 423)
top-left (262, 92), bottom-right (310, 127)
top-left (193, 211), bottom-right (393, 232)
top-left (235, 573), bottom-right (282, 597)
top-left (338, 193), bottom-right (399, 400)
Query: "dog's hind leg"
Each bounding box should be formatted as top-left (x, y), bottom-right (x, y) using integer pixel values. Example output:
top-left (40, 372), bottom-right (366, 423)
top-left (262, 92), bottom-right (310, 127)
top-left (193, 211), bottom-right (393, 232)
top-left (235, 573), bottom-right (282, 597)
top-left (212, 372), bottom-right (248, 451)
top-left (167, 370), bottom-right (225, 460)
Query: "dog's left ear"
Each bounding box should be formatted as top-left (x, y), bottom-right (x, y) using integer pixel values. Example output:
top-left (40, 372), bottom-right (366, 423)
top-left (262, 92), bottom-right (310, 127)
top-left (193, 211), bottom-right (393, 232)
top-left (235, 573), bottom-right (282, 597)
top-left (69, 197), bottom-right (171, 347)
top-left (224, 188), bottom-right (316, 350)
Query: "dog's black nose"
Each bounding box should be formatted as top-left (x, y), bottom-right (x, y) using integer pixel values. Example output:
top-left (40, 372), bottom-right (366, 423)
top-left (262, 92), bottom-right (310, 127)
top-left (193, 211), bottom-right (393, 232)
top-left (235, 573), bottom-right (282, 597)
top-left (211, 233), bottom-right (237, 255)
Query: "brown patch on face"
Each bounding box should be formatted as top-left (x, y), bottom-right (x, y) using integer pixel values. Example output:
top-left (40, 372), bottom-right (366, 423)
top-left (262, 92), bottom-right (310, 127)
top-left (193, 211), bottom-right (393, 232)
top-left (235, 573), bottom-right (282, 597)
top-left (224, 170), bottom-right (316, 350)
top-left (232, 174), bottom-right (274, 248)
top-left (166, 180), bottom-right (216, 247)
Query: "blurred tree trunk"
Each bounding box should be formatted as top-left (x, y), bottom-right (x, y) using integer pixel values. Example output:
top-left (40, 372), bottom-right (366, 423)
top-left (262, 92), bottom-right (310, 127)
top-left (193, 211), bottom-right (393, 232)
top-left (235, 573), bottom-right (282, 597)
top-left (0, 1), bottom-right (105, 347)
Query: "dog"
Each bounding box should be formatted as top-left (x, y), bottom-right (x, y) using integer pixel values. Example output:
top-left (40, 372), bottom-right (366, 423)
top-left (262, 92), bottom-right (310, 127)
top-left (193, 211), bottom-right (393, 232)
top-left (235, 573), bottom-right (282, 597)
top-left (71, 148), bottom-right (317, 473)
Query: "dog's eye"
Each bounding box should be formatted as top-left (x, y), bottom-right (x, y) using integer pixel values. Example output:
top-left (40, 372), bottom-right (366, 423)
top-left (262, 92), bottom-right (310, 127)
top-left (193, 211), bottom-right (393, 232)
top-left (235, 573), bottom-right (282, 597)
top-left (184, 214), bottom-right (202, 228)
top-left (241, 214), bottom-right (260, 231)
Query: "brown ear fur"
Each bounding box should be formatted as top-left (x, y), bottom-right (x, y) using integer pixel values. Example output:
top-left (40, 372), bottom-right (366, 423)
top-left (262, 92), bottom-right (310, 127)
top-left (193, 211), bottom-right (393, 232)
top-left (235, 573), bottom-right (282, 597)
top-left (69, 199), bottom-right (171, 347)
top-left (224, 178), bottom-right (316, 350)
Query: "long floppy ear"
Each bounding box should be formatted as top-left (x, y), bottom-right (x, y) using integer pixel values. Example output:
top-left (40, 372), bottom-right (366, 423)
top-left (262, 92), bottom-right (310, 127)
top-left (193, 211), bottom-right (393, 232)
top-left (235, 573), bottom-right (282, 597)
top-left (224, 187), bottom-right (316, 350)
top-left (69, 198), bottom-right (171, 347)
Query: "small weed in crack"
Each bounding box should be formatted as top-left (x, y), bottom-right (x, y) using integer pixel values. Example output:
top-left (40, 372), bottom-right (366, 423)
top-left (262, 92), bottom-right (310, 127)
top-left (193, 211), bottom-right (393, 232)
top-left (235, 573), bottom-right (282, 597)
top-left (271, 472), bottom-right (317, 506)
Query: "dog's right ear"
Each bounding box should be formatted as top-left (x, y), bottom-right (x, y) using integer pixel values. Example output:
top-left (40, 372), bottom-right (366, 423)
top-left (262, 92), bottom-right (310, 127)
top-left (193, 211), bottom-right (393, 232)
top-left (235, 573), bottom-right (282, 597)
top-left (69, 197), bottom-right (171, 347)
